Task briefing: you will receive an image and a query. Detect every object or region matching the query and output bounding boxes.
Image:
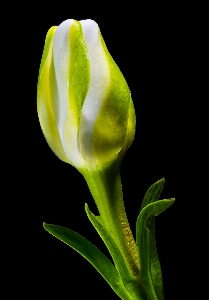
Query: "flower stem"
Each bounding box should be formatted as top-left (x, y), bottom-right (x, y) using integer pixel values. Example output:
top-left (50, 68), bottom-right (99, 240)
top-left (81, 160), bottom-right (140, 280)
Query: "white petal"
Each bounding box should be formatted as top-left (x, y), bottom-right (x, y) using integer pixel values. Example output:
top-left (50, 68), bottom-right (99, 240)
top-left (79, 20), bottom-right (111, 160)
top-left (52, 19), bottom-right (83, 167)
top-left (53, 19), bottom-right (74, 142)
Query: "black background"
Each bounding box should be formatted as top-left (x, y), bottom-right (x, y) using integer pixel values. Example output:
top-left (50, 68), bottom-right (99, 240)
top-left (10, 2), bottom-right (203, 299)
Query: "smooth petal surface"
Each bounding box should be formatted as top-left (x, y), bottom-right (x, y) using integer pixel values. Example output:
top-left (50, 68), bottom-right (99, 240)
top-left (79, 20), bottom-right (132, 163)
top-left (51, 20), bottom-right (90, 168)
top-left (37, 27), bottom-right (70, 163)
top-left (79, 20), bottom-right (111, 162)
top-left (120, 96), bottom-right (136, 158)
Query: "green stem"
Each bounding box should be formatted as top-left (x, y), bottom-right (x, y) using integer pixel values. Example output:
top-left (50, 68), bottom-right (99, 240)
top-left (81, 161), bottom-right (140, 280)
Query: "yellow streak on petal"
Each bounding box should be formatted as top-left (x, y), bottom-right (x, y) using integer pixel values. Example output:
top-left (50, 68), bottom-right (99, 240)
top-left (37, 26), bottom-right (70, 164)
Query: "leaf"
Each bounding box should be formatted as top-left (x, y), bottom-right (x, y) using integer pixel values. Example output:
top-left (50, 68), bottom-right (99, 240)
top-left (140, 178), bottom-right (165, 212)
top-left (136, 199), bottom-right (175, 300)
top-left (85, 204), bottom-right (147, 300)
top-left (138, 178), bottom-right (169, 300)
top-left (43, 222), bottom-right (133, 300)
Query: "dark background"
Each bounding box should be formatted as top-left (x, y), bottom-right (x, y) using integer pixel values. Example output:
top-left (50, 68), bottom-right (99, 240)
top-left (11, 2), bottom-right (203, 299)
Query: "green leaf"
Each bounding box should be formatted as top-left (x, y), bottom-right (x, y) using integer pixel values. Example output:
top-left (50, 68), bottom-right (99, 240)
top-left (43, 222), bottom-right (133, 300)
top-left (136, 199), bottom-right (175, 300)
top-left (85, 203), bottom-right (147, 300)
top-left (138, 178), bottom-right (168, 300)
top-left (140, 178), bottom-right (165, 212)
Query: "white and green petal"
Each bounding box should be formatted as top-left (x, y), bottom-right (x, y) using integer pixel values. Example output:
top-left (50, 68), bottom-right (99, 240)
top-left (79, 20), bottom-right (111, 163)
top-left (37, 26), bottom-right (70, 164)
top-left (50, 19), bottom-right (89, 168)
top-left (79, 20), bottom-right (134, 164)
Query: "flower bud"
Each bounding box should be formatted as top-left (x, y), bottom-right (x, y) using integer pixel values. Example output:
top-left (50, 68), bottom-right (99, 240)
top-left (37, 19), bottom-right (135, 170)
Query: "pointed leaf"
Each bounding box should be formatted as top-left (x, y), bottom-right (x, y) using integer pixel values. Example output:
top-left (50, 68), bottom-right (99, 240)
top-left (138, 178), bottom-right (166, 299)
top-left (140, 178), bottom-right (165, 212)
top-left (136, 199), bottom-right (175, 300)
top-left (43, 222), bottom-right (133, 300)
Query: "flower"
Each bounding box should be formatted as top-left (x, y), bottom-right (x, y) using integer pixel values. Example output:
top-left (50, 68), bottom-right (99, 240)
top-left (37, 19), bottom-right (135, 170)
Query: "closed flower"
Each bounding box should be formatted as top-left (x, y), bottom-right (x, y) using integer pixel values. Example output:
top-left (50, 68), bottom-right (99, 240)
top-left (37, 19), bottom-right (135, 170)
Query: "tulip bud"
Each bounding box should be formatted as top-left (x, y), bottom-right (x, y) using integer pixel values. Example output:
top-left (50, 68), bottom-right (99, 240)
top-left (37, 19), bottom-right (135, 170)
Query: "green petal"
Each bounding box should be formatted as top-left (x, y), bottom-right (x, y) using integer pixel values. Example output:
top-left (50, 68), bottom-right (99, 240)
top-left (119, 96), bottom-right (136, 159)
top-left (69, 20), bottom-right (90, 123)
top-left (77, 20), bottom-right (133, 165)
top-left (92, 33), bottom-right (131, 161)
